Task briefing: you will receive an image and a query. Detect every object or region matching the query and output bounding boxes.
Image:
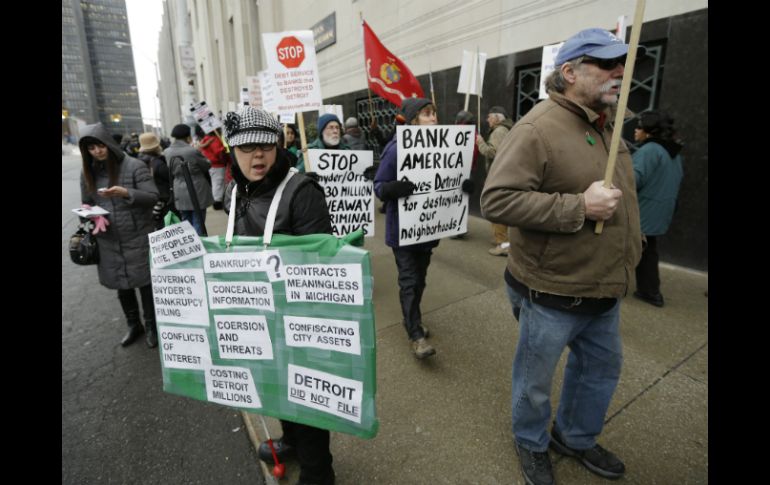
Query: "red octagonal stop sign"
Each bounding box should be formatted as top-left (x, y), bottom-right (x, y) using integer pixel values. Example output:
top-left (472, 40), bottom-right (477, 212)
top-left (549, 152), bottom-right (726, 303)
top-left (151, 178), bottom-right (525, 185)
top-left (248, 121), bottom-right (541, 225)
top-left (276, 36), bottom-right (305, 69)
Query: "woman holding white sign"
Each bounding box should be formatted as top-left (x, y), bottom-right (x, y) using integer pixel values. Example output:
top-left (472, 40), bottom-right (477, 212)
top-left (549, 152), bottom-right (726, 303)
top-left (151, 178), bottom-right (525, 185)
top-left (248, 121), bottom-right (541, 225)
top-left (373, 98), bottom-right (474, 359)
top-left (223, 106), bottom-right (336, 485)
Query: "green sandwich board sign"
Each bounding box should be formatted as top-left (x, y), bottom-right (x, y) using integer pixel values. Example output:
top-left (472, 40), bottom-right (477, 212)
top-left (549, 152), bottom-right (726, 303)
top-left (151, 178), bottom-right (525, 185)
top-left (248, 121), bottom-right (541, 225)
top-left (148, 219), bottom-right (377, 439)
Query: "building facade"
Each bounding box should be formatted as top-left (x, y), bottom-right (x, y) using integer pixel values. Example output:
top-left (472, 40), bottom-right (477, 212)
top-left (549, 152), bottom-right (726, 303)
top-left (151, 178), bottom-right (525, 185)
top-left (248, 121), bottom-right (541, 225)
top-left (167, 0), bottom-right (708, 270)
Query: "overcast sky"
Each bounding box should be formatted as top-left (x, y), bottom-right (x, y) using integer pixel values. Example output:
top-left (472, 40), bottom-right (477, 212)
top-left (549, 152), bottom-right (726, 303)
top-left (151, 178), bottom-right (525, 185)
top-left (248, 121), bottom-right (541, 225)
top-left (125, 0), bottom-right (164, 128)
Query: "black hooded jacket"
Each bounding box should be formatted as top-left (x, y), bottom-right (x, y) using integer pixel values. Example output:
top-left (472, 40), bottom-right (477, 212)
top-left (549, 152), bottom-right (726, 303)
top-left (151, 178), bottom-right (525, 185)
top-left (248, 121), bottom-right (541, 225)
top-left (224, 148), bottom-right (332, 237)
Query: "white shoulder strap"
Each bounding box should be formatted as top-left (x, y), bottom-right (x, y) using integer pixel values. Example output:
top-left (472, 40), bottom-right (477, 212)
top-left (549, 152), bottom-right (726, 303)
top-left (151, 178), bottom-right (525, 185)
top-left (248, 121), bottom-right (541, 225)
top-left (224, 168), bottom-right (298, 248)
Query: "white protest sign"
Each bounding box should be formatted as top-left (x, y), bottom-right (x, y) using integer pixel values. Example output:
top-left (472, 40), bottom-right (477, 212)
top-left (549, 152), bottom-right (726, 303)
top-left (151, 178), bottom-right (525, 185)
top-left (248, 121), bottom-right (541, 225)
top-left (284, 315), bottom-right (361, 355)
top-left (616, 15), bottom-right (627, 42)
top-left (240, 87), bottom-right (249, 107)
top-left (214, 315), bottom-right (273, 360)
top-left (203, 251), bottom-right (283, 281)
top-left (259, 70), bottom-right (278, 113)
top-left (284, 264), bottom-right (363, 306)
top-left (158, 325), bottom-right (211, 370)
top-left (308, 149), bottom-right (374, 237)
top-left (280, 113), bottom-right (296, 124)
top-left (247, 76), bottom-right (263, 108)
top-left (262, 31), bottom-right (323, 114)
top-left (396, 125), bottom-right (474, 245)
top-left (148, 221), bottom-right (206, 268)
top-left (205, 365), bottom-right (261, 408)
top-left (189, 101), bottom-right (223, 133)
top-left (206, 281), bottom-right (275, 312)
top-left (151, 268), bottom-right (210, 325)
top-left (457, 50), bottom-right (487, 95)
top-left (288, 364), bottom-right (363, 423)
top-left (539, 42), bottom-right (564, 99)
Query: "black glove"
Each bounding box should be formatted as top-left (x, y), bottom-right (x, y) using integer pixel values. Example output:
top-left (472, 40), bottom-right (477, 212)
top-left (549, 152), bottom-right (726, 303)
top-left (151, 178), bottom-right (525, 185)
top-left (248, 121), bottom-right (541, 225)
top-left (362, 162), bottom-right (380, 181)
top-left (304, 171), bottom-right (320, 182)
top-left (379, 180), bottom-right (416, 200)
top-left (461, 179), bottom-right (475, 194)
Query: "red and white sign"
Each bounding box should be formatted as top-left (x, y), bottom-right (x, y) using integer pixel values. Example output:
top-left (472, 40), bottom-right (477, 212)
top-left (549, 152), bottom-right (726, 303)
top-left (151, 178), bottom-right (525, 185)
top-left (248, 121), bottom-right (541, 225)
top-left (262, 30), bottom-right (322, 114)
top-left (277, 36), bottom-right (305, 68)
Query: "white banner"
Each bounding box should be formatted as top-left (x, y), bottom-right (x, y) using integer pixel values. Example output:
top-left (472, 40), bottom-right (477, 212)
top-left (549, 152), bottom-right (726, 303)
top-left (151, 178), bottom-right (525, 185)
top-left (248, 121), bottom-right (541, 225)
top-left (262, 31), bottom-right (323, 114)
top-left (457, 50), bottom-right (487, 96)
top-left (308, 149), bottom-right (374, 237)
top-left (539, 42), bottom-right (564, 99)
top-left (396, 125), bottom-right (474, 245)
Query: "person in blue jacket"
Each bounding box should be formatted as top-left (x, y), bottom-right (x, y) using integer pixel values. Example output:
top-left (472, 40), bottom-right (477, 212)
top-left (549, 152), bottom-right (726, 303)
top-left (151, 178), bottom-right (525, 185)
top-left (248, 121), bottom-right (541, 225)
top-left (373, 97), bottom-right (473, 359)
top-left (632, 110), bottom-right (684, 307)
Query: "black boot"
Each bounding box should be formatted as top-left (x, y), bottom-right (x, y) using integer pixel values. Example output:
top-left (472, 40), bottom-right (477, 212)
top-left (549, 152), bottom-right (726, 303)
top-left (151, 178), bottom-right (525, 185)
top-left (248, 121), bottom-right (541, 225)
top-left (121, 309), bottom-right (145, 347)
top-left (145, 318), bottom-right (158, 348)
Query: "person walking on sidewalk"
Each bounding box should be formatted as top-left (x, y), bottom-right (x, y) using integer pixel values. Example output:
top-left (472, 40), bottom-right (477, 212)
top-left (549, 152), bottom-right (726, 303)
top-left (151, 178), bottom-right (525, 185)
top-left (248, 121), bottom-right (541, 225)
top-left (137, 132), bottom-right (173, 230)
top-left (78, 123), bottom-right (160, 348)
top-left (632, 110), bottom-right (683, 308)
top-left (481, 28), bottom-right (642, 485)
top-left (374, 98), bottom-right (474, 359)
top-left (477, 106), bottom-right (514, 256)
top-left (222, 106), bottom-right (336, 485)
top-left (163, 123), bottom-right (213, 236)
top-left (195, 125), bottom-right (228, 210)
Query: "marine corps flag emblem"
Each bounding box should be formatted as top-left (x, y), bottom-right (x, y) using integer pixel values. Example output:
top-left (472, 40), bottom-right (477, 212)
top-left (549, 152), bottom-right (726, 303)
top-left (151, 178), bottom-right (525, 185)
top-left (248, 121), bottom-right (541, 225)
top-left (362, 20), bottom-right (424, 107)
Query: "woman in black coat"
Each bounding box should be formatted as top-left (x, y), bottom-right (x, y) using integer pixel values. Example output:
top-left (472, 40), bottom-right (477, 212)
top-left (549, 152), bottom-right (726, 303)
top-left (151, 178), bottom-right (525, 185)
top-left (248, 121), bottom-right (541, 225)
top-left (79, 123), bottom-right (160, 348)
top-left (223, 106), bottom-right (335, 485)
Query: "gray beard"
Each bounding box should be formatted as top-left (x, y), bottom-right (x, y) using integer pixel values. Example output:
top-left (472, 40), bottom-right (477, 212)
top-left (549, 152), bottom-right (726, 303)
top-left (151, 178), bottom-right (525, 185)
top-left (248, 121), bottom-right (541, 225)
top-left (323, 134), bottom-right (340, 147)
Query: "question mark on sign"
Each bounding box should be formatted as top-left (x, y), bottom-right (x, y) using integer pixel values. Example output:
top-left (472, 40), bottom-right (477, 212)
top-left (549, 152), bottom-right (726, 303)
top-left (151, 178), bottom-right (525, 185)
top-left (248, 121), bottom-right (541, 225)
top-left (267, 254), bottom-right (281, 278)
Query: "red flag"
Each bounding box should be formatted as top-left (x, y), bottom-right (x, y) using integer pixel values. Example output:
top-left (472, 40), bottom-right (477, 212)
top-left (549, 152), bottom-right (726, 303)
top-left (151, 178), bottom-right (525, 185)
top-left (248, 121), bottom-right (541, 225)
top-left (362, 20), bottom-right (424, 107)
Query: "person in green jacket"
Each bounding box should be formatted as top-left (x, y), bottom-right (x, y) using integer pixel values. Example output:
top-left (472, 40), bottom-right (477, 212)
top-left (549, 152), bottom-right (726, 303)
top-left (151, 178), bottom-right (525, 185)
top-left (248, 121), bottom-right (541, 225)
top-left (295, 114), bottom-right (350, 172)
top-left (632, 110), bottom-right (684, 307)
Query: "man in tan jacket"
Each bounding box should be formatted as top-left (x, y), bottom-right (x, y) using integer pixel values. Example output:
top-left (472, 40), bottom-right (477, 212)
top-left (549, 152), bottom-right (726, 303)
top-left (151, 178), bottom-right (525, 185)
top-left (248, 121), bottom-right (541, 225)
top-left (481, 28), bottom-right (642, 485)
top-left (477, 106), bottom-right (514, 255)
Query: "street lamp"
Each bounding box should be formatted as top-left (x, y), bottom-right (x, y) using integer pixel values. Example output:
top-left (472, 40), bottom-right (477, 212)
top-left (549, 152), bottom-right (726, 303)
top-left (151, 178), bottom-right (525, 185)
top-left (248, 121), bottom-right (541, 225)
top-left (115, 41), bottom-right (162, 136)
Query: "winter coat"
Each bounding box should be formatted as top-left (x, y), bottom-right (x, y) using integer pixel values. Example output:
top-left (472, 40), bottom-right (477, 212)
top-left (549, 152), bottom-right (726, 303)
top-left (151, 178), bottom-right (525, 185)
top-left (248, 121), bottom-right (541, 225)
top-left (478, 118), bottom-right (513, 169)
top-left (78, 123), bottom-right (159, 290)
top-left (224, 148), bottom-right (332, 237)
top-left (481, 91), bottom-right (642, 299)
top-left (163, 140), bottom-right (214, 211)
top-left (373, 133), bottom-right (440, 251)
top-left (343, 127), bottom-right (369, 150)
top-left (137, 152), bottom-right (171, 203)
top-left (633, 139), bottom-right (683, 236)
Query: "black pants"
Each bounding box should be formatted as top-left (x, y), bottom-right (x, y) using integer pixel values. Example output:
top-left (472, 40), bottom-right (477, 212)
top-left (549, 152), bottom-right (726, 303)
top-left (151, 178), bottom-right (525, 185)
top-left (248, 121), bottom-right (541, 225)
top-left (392, 247), bottom-right (433, 341)
top-left (635, 235), bottom-right (660, 295)
top-left (117, 284), bottom-right (155, 322)
top-left (280, 420), bottom-right (333, 483)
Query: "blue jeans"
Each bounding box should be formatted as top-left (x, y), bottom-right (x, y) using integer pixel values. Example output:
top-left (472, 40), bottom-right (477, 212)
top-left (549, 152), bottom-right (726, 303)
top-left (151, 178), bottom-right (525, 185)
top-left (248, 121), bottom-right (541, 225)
top-left (506, 284), bottom-right (622, 452)
top-left (180, 210), bottom-right (207, 236)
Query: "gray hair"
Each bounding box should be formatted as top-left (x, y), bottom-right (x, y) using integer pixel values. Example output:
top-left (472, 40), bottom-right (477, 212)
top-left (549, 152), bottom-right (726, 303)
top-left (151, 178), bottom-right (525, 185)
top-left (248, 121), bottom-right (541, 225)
top-left (544, 57), bottom-right (585, 94)
top-left (488, 113), bottom-right (505, 124)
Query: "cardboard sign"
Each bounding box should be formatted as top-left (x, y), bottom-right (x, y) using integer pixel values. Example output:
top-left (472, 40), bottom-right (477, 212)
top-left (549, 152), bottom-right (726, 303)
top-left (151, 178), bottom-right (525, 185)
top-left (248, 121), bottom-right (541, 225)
top-left (262, 31), bottom-right (323, 114)
top-left (189, 101), bottom-right (223, 133)
top-left (396, 125), bottom-right (474, 245)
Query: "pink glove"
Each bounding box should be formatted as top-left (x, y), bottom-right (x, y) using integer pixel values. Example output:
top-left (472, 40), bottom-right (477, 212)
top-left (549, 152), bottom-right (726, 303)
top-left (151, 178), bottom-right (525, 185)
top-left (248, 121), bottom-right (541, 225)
top-left (81, 203), bottom-right (92, 209)
top-left (92, 215), bottom-right (110, 235)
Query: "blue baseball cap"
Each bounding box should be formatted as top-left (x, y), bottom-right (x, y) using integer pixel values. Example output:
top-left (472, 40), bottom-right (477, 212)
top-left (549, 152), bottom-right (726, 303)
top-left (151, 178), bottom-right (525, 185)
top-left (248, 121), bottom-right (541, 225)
top-left (555, 28), bottom-right (629, 65)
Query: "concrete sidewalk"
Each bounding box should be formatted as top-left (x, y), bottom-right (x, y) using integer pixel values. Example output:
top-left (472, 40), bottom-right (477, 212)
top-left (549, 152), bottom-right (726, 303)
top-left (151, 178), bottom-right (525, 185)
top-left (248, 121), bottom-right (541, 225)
top-left (204, 206), bottom-right (708, 484)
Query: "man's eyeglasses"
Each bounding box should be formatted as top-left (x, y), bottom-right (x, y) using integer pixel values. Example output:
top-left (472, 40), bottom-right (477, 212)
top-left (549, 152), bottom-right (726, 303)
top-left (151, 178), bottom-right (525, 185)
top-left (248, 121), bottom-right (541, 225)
top-left (581, 55), bottom-right (626, 70)
top-left (237, 143), bottom-right (276, 153)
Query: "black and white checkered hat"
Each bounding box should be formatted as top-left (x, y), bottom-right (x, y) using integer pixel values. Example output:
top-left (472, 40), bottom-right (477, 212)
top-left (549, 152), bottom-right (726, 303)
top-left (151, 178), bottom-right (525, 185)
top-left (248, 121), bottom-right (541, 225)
top-left (224, 106), bottom-right (281, 147)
